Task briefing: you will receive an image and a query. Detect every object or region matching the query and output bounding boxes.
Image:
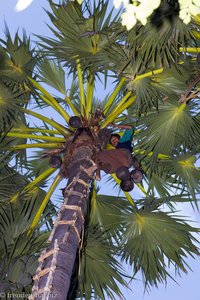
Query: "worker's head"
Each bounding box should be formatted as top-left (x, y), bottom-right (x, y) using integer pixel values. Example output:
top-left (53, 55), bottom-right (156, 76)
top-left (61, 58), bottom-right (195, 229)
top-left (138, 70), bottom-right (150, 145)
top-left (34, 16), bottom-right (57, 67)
top-left (110, 133), bottom-right (121, 147)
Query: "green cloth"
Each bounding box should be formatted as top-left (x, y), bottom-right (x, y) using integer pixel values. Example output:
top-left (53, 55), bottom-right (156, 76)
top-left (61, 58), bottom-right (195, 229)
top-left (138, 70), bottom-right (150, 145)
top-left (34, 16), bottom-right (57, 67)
top-left (119, 128), bottom-right (134, 143)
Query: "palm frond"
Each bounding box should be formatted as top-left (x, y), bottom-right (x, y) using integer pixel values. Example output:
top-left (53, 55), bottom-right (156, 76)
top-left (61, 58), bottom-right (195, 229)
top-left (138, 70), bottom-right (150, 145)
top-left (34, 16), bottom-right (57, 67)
top-left (37, 59), bottom-right (66, 95)
top-left (0, 161), bottom-right (57, 292)
top-left (0, 201), bottom-right (51, 292)
top-left (158, 154), bottom-right (200, 203)
top-left (127, 15), bottom-right (195, 72)
top-left (135, 99), bottom-right (200, 157)
top-left (38, 0), bottom-right (121, 74)
top-left (0, 164), bottom-right (28, 202)
top-left (126, 64), bottom-right (193, 115)
top-left (89, 191), bottom-right (130, 242)
top-left (120, 207), bottom-right (199, 288)
top-left (0, 26), bottom-right (36, 83)
top-left (135, 194), bottom-right (195, 211)
top-left (0, 84), bottom-right (27, 134)
top-left (0, 27), bottom-right (36, 145)
top-left (78, 226), bottom-right (128, 300)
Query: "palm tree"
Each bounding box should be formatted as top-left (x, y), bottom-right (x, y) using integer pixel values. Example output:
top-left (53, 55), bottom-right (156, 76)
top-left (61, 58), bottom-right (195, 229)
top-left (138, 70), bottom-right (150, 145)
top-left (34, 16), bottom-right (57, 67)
top-left (0, 0), bottom-right (200, 299)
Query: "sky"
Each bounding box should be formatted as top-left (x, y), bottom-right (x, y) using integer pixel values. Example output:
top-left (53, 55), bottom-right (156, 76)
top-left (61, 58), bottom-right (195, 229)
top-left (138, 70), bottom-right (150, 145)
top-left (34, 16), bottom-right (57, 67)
top-left (0, 1), bottom-right (199, 300)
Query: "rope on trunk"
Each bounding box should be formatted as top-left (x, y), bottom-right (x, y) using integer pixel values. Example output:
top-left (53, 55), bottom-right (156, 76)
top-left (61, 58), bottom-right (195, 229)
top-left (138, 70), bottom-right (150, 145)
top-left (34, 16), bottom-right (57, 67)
top-left (79, 158), bottom-right (97, 179)
top-left (29, 249), bottom-right (46, 299)
top-left (76, 178), bottom-right (90, 187)
top-left (57, 219), bottom-right (81, 242)
top-left (38, 247), bottom-right (59, 262)
top-left (60, 204), bottom-right (84, 221)
top-left (64, 190), bottom-right (84, 197)
top-left (47, 177), bottom-right (80, 244)
top-left (30, 158), bottom-right (97, 299)
top-left (47, 171), bottom-right (88, 244)
top-left (30, 239), bottom-right (59, 300)
top-left (47, 202), bottom-right (83, 244)
top-left (33, 267), bottom-right (55, 280)
top-left (40, 239), bottom-right (59, 300)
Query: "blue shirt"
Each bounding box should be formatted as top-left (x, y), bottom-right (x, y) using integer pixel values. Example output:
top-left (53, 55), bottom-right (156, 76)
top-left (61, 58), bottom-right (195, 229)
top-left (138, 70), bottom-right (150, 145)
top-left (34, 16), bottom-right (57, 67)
top-left (116, 128), bottom-right (134, 153)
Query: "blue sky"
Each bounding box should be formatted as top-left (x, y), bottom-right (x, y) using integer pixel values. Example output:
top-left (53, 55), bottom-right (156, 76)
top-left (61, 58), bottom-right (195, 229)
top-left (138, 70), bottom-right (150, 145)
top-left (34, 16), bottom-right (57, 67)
top-left (0, 1), bottom-right (199, 300)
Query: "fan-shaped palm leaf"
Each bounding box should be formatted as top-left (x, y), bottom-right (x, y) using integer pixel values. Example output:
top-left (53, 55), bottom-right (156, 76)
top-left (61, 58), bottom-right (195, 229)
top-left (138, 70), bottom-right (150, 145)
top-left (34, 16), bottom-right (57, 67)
top-left (89, 190), bottom-right (130, 242)
top-left (38, 0), bottom-right (121, 74)
top-left (121, 207), bottom-right (199, 288)
top-left (135, 99), bottom-right (200, 157)
top-left (37, 59), bottom-right (66, 95)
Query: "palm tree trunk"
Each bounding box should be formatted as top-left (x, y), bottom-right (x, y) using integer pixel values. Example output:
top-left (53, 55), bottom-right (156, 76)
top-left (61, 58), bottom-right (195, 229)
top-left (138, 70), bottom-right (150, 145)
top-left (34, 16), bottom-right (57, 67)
top-left (30, 140), bottom-right (97, 300)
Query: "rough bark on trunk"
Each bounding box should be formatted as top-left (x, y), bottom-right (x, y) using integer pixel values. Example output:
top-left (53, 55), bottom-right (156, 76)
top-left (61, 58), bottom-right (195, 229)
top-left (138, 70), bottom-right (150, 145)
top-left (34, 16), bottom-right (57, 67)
top-left (30, 135), bottom-right (97, 300)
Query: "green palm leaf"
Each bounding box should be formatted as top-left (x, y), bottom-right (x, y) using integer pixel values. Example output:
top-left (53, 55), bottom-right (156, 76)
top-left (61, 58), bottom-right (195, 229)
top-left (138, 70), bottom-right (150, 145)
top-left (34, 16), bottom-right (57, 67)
top-left (90, 191), bottom-right (130, 242)
top-left (38, 0), bottom-right (121, 74)
top-left (135, 99), bottom-right (200, 157)
top-left (139, 150), bottom-right (200, 201)
top-left (37, 59), bottom-right (66, 95)
top-left (78, 227), bottom-right (128, 300)
top-left (0, 84), bottom-right (21, 133)
top-left (159, 154), bottom-right (200, 202)
top-left (0, 28), bottom-right (36, 144)
top-left (121, 208), bottom-right (199, 288)
top-left (127, 16), bottom-right (195, 71)
top-left (127, 65), bottom-right (193, 115)
top-left (0, 196), bottom-right (55, 293)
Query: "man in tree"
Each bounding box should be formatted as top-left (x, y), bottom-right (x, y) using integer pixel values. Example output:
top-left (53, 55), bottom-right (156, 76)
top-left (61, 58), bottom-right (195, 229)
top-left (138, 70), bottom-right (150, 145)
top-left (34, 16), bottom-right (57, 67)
top-left (110, 125), bottom-right (133, 150)
top-left (97, 123), bottom-right (143, 191)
